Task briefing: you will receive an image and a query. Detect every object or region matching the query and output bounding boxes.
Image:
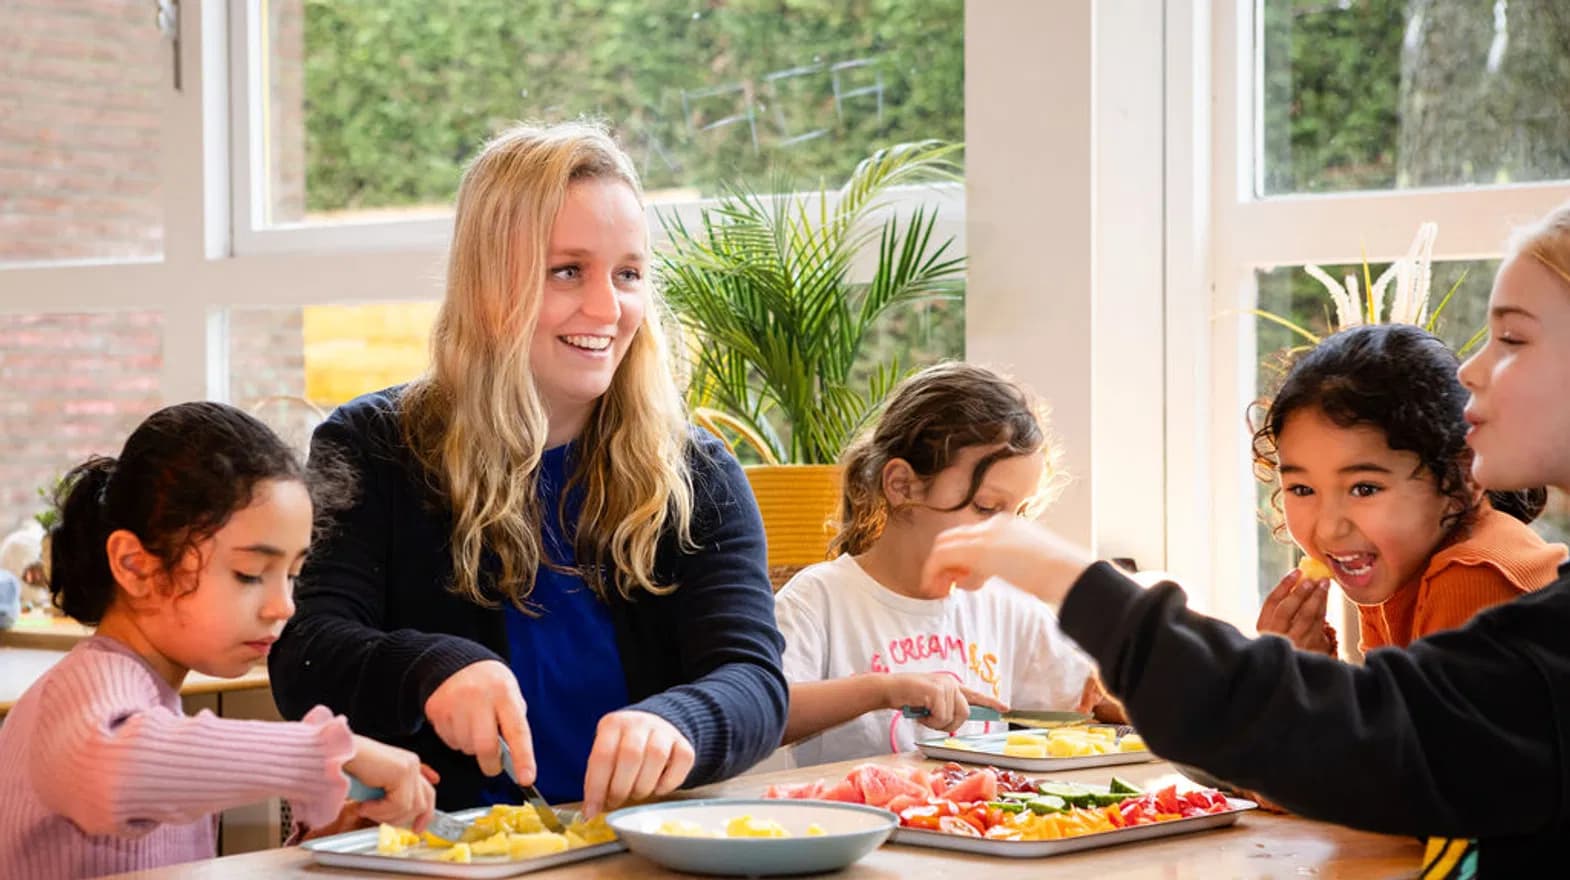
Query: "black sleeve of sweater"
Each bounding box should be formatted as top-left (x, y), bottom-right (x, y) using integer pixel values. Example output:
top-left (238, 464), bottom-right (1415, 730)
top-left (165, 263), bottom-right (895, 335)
top-left (1058, 561), bottom-right (1569, 839)
top-left (628, 434), bottom-right (789, 787)
top-left (269, 394), bottom-right (500, 737)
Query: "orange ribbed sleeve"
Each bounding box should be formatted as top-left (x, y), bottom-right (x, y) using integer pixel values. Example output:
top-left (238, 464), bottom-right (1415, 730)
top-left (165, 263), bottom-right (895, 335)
top-left (1413, 563), bottom-right (1532, 639)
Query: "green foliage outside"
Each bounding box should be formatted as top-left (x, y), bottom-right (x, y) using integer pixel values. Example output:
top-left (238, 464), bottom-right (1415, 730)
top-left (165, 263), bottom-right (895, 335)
top-left (302, 0), bottom-right (964, 211)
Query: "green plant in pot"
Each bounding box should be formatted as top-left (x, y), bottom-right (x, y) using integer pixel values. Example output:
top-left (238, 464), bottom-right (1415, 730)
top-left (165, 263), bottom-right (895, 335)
top-left (657, 140), bottom-right (965, 572)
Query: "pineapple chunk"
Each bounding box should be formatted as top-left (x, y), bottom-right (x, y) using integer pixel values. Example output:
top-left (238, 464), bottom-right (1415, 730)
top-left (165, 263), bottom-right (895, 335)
top-left (1118, 733), bottom-right (1149, 752)
top-left (655, 819), bottom-right (715, 837)
top-left (508, 831), bottom-right (571, 859)
top-left (1297, 556), bottom-right (1333, 581)
top-left (1002, 741), bottom-right (1048, 758)
top-left (468, 831), bottom-right (513, 857)
top-left (434, 843), bottom-right (471, 863)
top-left (376, 823), bottom-right (420, 855)
top-left (725, 815), bottom-right (790, 838)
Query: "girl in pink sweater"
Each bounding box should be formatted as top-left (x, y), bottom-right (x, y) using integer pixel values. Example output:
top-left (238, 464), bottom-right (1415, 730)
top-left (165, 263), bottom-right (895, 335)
top-left (0, 402), bottom-right (436, 879)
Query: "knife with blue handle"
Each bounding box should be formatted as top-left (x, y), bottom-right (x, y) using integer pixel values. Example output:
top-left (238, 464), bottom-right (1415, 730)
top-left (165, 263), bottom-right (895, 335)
top-left (345, 775), bottom-right (472, 843)
top-left (900, 706), bottom-right (1093, 727)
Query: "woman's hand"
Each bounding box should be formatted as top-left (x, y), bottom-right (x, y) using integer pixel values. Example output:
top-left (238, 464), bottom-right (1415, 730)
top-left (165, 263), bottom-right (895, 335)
top-left (1256, 570), bottom-right (1338, 656)
top-left (581, 710), bottom-right (695, 819)
top-left (881, 672), bottom-right (1008, 732)
top-left (343, 736), bottom-right (438, 832)
top-left (922, 516), bottom-right (1095, 605)
top-left (424, 659), bottom-right (537, 783)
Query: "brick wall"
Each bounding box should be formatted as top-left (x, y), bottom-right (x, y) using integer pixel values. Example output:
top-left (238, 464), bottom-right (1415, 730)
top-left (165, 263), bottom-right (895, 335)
top-left (0, 3), bottom-right (168, 533)
top-left (0, 312), bottom-right (163, 528)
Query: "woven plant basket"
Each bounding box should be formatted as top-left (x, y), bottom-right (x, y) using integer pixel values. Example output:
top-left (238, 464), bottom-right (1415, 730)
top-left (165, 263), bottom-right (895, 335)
top-left (743, 464), bottom-right (843, 572)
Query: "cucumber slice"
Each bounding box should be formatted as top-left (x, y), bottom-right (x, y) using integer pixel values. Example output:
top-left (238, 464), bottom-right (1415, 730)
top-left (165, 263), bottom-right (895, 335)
top-left (1035, 783), bottom-right (1099, 808)
top-left (1109, 776), bottom-right (1144, 795)
top-left (1024, 795), bottom-right (1067, 815)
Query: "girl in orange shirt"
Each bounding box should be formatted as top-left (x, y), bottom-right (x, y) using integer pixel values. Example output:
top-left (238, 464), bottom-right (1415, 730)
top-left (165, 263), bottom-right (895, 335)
top-left (1251, 323), bottom-right (1566, 655)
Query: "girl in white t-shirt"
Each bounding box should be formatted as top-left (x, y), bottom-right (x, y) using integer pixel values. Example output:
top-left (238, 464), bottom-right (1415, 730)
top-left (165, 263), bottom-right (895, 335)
top-left (775, 362), bottom-right (1112, 767)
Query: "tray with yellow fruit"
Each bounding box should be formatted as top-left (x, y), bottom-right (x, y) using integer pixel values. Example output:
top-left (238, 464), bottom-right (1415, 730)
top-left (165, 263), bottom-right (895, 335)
top-left (917, 725), bottom-right (1156, 772)
top-left (301, 803), bottom-right (622, 878)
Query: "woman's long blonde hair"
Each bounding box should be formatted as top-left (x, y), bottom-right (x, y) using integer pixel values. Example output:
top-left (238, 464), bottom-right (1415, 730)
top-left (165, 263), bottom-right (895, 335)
top-left (402, 121), bottom-right (694, 607)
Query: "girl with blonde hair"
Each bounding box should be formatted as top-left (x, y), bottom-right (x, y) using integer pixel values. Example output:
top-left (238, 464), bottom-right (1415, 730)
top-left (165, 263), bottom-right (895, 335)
top-left (918, 201), bottom-right (1570, 876)
top-left (270, 121), bottom-right (786, 818)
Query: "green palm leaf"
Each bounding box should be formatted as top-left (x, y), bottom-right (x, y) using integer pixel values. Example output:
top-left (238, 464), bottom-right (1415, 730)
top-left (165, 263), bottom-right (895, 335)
top-left (657, 141), bottom-right (965, 464)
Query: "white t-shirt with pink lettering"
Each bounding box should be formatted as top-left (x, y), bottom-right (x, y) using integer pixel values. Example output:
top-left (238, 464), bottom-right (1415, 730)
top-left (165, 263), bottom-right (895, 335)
top-left (775, 553), bottom-right (1094, 768)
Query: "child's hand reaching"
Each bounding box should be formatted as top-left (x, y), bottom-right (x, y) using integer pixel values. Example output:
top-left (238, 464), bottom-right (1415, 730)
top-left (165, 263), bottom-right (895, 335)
top-left (883, 672), bottom-right (1007, 732)
top-left (1256, 570), bottom-right (1339, 656)
top-left (922, 515), bottom-right (1094, 605)
top-left (343, 735), bottom-right (437, 832)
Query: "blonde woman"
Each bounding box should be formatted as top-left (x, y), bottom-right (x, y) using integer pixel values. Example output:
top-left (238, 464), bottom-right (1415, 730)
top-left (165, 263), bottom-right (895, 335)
top-left (270, 122), bottom-right (786, 819)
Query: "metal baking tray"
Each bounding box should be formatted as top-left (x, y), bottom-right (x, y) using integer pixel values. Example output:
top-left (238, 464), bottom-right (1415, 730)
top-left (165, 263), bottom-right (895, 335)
top-left (917, 730), bottom-right (1159, 772)
top-left (890, 797), bottom-right (1257, 857)
top-left (301, 807), bottom-right (624, 878)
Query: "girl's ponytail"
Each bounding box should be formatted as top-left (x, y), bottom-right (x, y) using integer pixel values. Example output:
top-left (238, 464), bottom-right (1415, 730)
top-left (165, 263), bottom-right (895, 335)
top-left (1485, 487), bottom-right (1548, 525)
top-left (49, 456), bottom-right (119, 624)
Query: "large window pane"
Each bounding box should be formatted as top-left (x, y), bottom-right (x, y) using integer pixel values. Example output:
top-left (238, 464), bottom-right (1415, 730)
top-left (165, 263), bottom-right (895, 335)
top-left (0, 312), bottom-right (163, 533)
top-left (0, 3), bottom-right (164, 263)
top-left (229, 303), bottom-right (438, 450)
top-left (261, 0), bottom-right (963, 224)
top-left (1258, 0), bottom-right (1570, 196)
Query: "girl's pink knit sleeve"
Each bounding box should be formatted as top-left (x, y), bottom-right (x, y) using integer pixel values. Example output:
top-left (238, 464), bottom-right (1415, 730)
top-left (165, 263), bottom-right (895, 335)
top-left (27, 652), bottom-right (354, 835)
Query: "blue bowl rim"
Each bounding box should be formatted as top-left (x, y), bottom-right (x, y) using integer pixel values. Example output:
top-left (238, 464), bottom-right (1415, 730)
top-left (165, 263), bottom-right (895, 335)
top-left (606, 797), bottom-right (898, 838)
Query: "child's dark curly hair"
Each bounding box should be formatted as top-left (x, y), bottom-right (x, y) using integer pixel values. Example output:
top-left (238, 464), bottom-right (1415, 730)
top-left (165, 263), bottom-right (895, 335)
top-left (1251, 323), bottom-right (1545, 542)
top-left (49, 401), bottom-right (355, 624)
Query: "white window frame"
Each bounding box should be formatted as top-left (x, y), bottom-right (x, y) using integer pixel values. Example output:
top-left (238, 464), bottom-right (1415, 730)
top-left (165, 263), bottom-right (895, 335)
top-left (0, 0), bottom-right (1167, 606)
top-left (1167, 0), bottom-right (1570, 626)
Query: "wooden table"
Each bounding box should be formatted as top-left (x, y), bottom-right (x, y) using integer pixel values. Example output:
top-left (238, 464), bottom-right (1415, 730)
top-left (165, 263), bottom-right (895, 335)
top-left (0, 611), bottom-right (94, 649)
top-left (101, 753), bottom-right (1425, 879)
top-left (0, 646), bottom-right (271, 717)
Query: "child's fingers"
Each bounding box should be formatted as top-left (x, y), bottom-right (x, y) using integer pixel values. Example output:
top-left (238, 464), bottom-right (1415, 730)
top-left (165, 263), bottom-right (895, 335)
top-left (1268, 577), bottom-right (1322, 629)
top-left (1285, 582), bottom-right (1331, 645)
top-left (944, 686), bottom-right (969, 733)
top-left (1257, 570), bottom-right (1303, 625)
top-left (960, 686), bottom-right (1008, 712)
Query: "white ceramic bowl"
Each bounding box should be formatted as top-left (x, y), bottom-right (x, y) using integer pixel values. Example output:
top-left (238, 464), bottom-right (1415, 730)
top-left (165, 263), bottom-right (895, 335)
top-left (606, 798), bottom-right (895, 876)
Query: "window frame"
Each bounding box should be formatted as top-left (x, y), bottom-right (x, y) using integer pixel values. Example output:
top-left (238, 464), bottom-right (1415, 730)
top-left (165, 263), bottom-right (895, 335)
top-left (1175, 0), bottom-right (1570, 624)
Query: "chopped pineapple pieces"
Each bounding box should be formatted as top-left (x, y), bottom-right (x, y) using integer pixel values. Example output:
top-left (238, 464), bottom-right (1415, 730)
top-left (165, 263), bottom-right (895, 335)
top-left (373, 805), bottom-right (614, 862)
top-left (653, 814), bottom-right (816, 838)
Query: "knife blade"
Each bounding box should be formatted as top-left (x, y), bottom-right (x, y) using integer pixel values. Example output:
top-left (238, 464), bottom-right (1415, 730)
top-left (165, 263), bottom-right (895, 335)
top-left (900, 705), bottom-right (1093, 728)
top-left (498, 739), bottom-right (566, 833)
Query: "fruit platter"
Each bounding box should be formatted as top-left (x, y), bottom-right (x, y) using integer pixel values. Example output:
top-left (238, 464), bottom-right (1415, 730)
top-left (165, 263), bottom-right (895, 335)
top-left (918, 724), bottom-right (1158, 771)
top-left (764, 762), bottom-right (1255, 858)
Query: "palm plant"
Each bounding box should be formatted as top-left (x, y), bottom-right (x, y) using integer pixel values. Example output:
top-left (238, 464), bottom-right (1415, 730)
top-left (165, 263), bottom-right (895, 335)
top-left (1253, 222), bottom-right (1485, 359)
top-left (657, 140), bottom-right (965, 465)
